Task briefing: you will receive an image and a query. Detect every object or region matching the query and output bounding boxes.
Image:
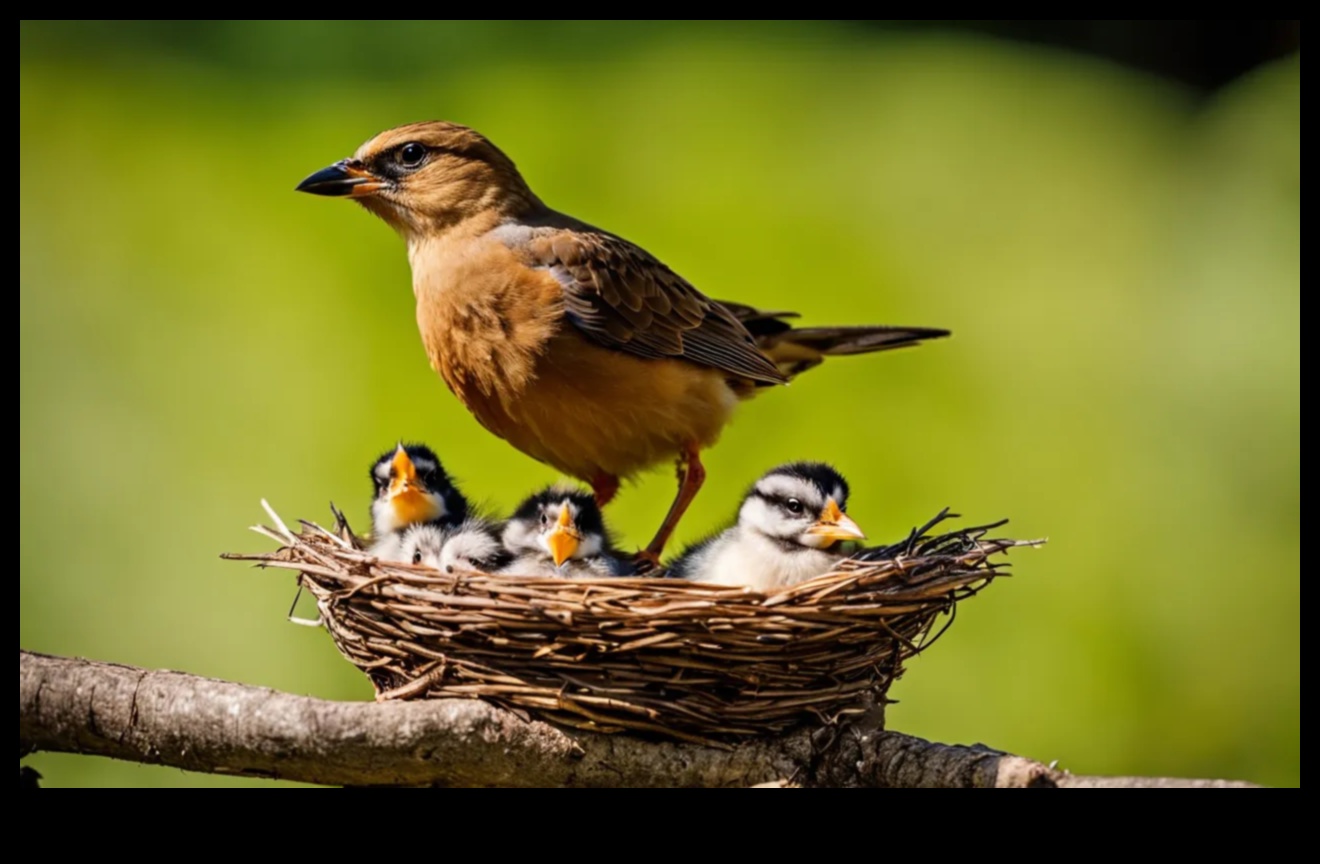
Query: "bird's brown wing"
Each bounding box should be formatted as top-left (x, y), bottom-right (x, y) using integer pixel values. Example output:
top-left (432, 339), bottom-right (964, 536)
top-left (524, 230), bottom-right (786, 384)
top-left (713, 300), bottom-right (801, 338)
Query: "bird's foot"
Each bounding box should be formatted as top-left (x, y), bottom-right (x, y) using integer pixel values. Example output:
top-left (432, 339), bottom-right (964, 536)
top-left (630, 549), bottom-right (663, 575)
top-left (639, 444), bottom-right (706, 562)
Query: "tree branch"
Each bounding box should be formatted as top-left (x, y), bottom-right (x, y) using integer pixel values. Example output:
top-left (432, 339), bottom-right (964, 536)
top-left (18, 651), bottom-right (1257, 787)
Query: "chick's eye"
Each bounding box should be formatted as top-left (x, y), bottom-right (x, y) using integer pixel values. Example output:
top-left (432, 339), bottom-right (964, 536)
top-left (412, 551), bottom-right (422, 564)
top-left (785, 498), bottom-right (804, 516)
top-left (539, 512), bottom-right (550, 528)
top-left (398, 142), bottom-right (427, 167)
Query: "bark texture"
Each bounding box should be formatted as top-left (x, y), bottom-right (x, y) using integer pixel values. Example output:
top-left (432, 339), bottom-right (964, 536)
top-left (19, 651), bottom-right (1257, 788)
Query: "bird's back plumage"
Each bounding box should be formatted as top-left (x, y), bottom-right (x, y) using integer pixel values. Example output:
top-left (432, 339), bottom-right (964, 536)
top-left (504, 222), bottom-right (788, 384)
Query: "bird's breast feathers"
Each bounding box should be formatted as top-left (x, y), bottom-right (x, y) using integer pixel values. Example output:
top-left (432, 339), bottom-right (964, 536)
top-left (699, 529), bottom-right (839, 591)
top-left (408, 228), bottom-right (738, 481)
top-left (410, 231), bottom-right (560, 396)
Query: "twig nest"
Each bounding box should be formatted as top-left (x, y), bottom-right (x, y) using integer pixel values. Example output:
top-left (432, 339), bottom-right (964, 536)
top-left (234, 506), bottom-right (1038, 745)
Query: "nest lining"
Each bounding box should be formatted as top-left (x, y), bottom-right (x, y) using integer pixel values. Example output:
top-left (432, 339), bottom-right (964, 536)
top-left (230, 503), bottom-right (1038, 745)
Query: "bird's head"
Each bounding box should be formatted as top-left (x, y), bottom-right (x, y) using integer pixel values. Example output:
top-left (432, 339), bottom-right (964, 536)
top-left (401, 521), bottom-right (508, 574)
top-left (370, 443), bottom-right (468, 535)
top-left (739, 462), bottom-right (865, 551)
top-left (399, 523), bottom-right (447, 569)
top-left (504, 487), bottom-right (608, 570)
top-left (437, 521), bottom-right (510, 575)
top-left (296, 121), bottom-right (541, 237)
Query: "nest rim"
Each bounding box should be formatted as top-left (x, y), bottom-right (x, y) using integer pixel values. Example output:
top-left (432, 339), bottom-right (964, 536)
top-left (229, 502), bottom-right (1039, 746)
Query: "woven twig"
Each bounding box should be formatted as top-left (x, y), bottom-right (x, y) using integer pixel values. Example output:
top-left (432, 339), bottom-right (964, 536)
top-left (226, 503), bottom-right (1040, 744)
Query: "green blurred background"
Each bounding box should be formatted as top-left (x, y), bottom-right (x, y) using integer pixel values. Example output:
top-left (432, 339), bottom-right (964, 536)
top-left (20, 21), bottom-right (1299, 787)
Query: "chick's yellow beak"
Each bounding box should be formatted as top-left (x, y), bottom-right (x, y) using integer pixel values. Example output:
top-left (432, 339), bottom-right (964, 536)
top-left (805, 498), bottom-right (866, 543)
top-left (296, 159), bottom-right (386, 198)
top-left (545, 507), bottom-right (581, 568)
top-left (389, 446), bottom-right (418, 490)
top-left (387, 446), bottom-right (440, 525)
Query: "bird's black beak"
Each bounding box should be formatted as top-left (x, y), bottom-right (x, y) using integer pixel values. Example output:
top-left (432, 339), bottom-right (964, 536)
top-left (295, 159), bottom-right (385, 197)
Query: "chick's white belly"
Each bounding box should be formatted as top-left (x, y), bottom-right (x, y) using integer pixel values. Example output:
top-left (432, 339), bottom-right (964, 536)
top-left (692, 531), bottom-right (840, 590)
top-left (500, 555), bottom-right (618, 579)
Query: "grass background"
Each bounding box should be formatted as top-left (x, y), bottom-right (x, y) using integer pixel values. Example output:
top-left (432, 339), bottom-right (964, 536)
top-left (20, 21), bottom-right (1298, 786)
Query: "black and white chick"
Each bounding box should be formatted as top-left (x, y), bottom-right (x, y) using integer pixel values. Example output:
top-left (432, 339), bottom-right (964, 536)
top-left (366, 443), bottom-right (469, 560)
top-left (398, 519), bottom-right (512, 574)
top-left (500, 487), bottom-right (634, 577)
top-left (667, 462), bottom-right (865, 590)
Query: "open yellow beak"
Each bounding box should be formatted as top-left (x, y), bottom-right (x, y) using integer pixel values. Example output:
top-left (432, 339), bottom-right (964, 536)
top-left (545, 507), bottom-right (581, 568)
top-left (804, 498), bottom-right (865, 543)
top-left (387, 446), bottom-right (439, 526)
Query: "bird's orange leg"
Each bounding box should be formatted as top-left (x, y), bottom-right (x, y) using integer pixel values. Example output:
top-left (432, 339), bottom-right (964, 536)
top-left (591, 473), bottom-right (620, 507)
top-left (636, 443), bottom-right (706, 571)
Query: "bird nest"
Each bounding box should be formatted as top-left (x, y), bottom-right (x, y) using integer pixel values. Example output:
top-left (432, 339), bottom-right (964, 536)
top-left (229, 504), bottom-right (1039, 745)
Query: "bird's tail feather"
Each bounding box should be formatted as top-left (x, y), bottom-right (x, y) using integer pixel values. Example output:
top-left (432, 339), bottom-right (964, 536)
top-left (716, 299), bottom-right (949, 380)
top-left (770, 325), bottom-right (951, 357)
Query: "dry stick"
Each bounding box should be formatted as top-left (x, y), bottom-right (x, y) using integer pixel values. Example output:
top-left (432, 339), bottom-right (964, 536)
top-left (19, 651), bottom-right (1257, 788)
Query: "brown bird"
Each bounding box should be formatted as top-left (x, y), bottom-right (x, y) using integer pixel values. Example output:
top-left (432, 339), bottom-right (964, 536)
top-left (297, 121), bottom-right (948, 565)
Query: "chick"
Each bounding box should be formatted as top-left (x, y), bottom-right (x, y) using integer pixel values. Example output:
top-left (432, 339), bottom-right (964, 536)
top-left (398, 519), bottom-right (511, 574)
top-left (667, 462), bottom-right (864, 590)
top-left (500, 487), bottom-right (633, 577)
top-left (366, 443), bottom-right (468, 560)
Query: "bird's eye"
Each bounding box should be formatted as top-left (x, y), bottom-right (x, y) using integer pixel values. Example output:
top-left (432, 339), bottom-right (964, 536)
top-left (540, 512), bottom-right (550, 527)
top-left (785, 498), bottom-right (804, 516)
top-left (398, 143), bottom-right (427, 168)
top-left (445, 565), bottom-right (454, 574)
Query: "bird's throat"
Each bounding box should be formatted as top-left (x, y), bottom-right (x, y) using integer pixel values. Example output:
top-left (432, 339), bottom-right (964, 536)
top-left (391, 489), bottom-right (440, 527)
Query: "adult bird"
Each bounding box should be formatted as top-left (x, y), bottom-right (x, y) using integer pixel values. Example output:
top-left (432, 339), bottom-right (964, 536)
top-left (298, 122), bottom-right (948, 565)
